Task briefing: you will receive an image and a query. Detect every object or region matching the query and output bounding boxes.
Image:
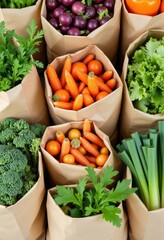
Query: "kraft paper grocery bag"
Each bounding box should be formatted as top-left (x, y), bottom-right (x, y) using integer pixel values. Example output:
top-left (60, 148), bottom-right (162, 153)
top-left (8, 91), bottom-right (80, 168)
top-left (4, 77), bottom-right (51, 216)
top-left (0, 66), bottom-right (49, 125)
top-left (120, 0), bottom-right (164, 63)
top-left (120, 30), bottom-right (164, 139)
top-left (0, 153), bottom-right (46, 240)
top-left (46, 185), bottom-right (128, 240)
top-left (126, 168), bottom-right (164, 240)
top-left (44, 45), bottom-right (123, 140)
top-left (41, 120), bottom-right (122, 186)
top-left (1, 0), bottom-right (46, 68)
top-left (41, 0), bottom-right (122, 64)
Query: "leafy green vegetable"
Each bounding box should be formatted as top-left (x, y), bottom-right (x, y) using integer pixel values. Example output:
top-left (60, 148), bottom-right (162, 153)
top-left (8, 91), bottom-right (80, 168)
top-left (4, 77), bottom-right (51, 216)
top-left (0, 19), bottom-right (44, 91)
top-left (127, 37), bottom-right (164, 114)
top-left (54, 166), bottom-right (136, 227)
top-left (0, 117), bottom-right (46, 206)
top-left (116, 120), bottom-right (164, 211)
top-left (0, 0), bottom-right (37, 8)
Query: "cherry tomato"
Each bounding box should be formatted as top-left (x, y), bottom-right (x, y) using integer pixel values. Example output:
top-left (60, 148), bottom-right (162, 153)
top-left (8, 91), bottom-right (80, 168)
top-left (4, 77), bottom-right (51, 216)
top-left (63, 154), bottom-right (75, 164)
top-left (87, 60), bottom-right (103, 75)
top-left (68, 128), bottom-right (82, 140)
top-left (45, 140), bottom-right (61, 156)
top-left (100, 147), bottom-right (109, 155)
top-left (96, 154), bottom-right (108, 167)
top-left (125, 0), bottom-right (161, 16)
top-left (53, 89), bottom-right (70, 102)
top-left (71, 62), bottom-right (87, 80)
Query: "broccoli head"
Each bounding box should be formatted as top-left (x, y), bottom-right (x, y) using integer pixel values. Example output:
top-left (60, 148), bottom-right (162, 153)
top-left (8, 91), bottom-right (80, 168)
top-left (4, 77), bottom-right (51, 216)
top-left (0, 145), bottom-right (37, 206)
top-left (30, 123), bottom-right (46, 137)
top-left (0, 128), bottom-right (17, 145)
top-left (0, 117), bottom-right (17, 130)
top-left (13, 119), bottom-right (30, 132)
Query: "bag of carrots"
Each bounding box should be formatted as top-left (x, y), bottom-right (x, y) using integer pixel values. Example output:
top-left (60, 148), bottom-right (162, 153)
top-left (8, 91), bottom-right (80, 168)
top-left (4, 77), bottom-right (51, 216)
top-left (44, 45), bottom-right (123, 143)
top-left (41, 0), bottom-right (122, 64)
top-left (41, 119), bottom-right (122, 186)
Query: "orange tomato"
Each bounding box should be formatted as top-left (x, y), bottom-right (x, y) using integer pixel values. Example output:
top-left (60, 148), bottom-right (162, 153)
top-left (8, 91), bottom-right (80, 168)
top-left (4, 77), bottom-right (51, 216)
top-left (45, 140), bottom-right (61, 156)
top-left (87, 60), bottom-right (103, 75)
top-left (53, 89), bottom-right (70, 102)
top-left (96, 154), bottom-right (108, 167)
top-left (71, 62), bottom-right (87, 80)
top-left (63, 154), bottom-right (75, 164)
top-left (100, 147), bottom-right (109, 155)
top-left (160, 0), bottom-right (164, 12)
top-left (68, 128), bottom-right (81, 140)
top-left (125, 0), bottom-right (161, 16)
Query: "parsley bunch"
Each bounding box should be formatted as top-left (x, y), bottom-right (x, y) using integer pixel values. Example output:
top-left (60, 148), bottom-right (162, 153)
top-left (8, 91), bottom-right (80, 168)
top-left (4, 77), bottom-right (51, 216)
top-left (54, 166), bottom-right (136, 227)
top-left (0, 19), bottom-right (44, 91)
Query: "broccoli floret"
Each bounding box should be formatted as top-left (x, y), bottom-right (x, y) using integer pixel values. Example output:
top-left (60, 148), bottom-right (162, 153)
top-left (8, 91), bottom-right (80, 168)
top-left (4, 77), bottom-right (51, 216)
top-left (0, 128), bottom-right (17, 145)
top-left (0, 145), bottom-right (34, 206)
top-left (13, 119), bottom-right (30, 132)
top-left (30, 123), bottom-right (46, 137)
top-left (0, 117), bottom-right (17, 130)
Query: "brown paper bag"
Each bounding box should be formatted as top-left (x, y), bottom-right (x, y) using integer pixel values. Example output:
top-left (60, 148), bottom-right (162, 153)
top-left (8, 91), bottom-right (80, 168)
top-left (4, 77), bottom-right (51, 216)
top-left (126, 168), bottom-right (164, 240)
top-left (44, 45), bottom-right (123, 139)
top-left (41, 0), bottom-right (122, 64)
top-left (1, 0), bottom-right (46, 68)
top-left (41, 120), bottom-right (122, 186)
top-left (120, 0), bottom-right (164, 63)
top-left (0, 152), bottom-right (46, 240)
top-left (0, 66), bottom-right (49, 125)
top-left (46, 185), bottom-right (128, 240)
top-left (119, 30), bottom-right (164, 139)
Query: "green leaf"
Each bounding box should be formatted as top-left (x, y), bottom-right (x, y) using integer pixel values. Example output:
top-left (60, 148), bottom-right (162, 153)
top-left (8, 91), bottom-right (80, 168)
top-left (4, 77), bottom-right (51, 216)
top-left (102, 206), bottom-right (122, 227)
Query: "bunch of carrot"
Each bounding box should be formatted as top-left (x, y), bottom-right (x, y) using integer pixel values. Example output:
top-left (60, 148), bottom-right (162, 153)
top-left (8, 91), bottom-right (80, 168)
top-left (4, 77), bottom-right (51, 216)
top-left (45, 119), bottom-right (110, 168)
top-left (46, 53), bottom-right (117, 110)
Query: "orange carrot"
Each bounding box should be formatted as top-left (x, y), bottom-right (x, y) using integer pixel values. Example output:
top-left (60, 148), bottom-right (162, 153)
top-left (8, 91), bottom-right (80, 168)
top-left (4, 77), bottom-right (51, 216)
top-left (56, 130), bottom-right (65, 144)
top-left (70, 148), bottom-right (91, 166)
top-left (80, 136), bottom-right (99, 157)
top-left (54, 101), bottom-right (73, 110)
top-left (82, 87), bottom-right (90, 95)
top-left (72, 94), bottom-right (83, 111)
top-left (82, 53), bottom-right (95, 65)
top-left (46, 64), bottom-right (62, 92)
top-left (78, 82), bottom-right (86, 93)
top-left (60, 56), bottom-right (72, 87)
top-left (96, 91), bottom-right (109, 101)
top-left (76, 70), bottom-right (88, 84)
top-left (59, 138), bottom-right (70, 162)
top-left (83, 118), bottom-right (92, 134)
top-left (83, 93), bottom-right (94, 107)
top-left (87, 72), bottom-right (99, 99)
top-left (106, 79), bottom-right (117, 90)
top-left (84, 132), bottom-right (105, 148)
top-left (100, 70), bottom-right (113, 81)
top-left (65, 70), bottom-right (79, 99)
top-left (85, 155), bottom-right (97, 164)
top-left (94, 75), bottom-right (112, 93)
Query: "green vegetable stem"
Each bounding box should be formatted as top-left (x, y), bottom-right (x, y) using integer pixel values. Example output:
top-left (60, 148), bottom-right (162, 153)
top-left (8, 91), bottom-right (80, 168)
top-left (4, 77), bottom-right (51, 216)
top-left (116, 120), bottom-right (164, 211)
top-left (53, 166), bottom-right (136, 227)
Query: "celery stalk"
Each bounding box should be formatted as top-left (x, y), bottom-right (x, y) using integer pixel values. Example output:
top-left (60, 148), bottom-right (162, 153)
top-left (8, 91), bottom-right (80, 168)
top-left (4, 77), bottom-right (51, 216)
top-left (159, 121), bottom-right (164, 207)
top-left (147, 147), bottom-right (160, 210)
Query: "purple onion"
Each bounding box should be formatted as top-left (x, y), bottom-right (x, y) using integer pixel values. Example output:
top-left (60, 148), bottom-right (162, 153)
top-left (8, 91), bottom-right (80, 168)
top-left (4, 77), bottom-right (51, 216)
top-left (85, 6), bottom-right (96, 18)
top-left (67, 27), bottom-right (80, 36)
top-left (60, 25), bottom-right (70, 34)
top-left (92, 0), bottom-right (104, 3)
top-left (99, 16), bottom-right (111, 25)
top-left (59, 12), bottom-right (73, 26)
top-left (61, 0), bottom-right (75, 6)
top-left (104, 0), bottom-right (115, 12)
top-left (73, 16), bottom-right (87, 29)
top-left (87, 19), bottom-right (99, 32)
top-left (49, 18), bottom-right (59, 29)
top-left (53, 7), bottom-right (65, 18)
top-left (46, 0), bottom-right (58, 10)
top-left (71, 1), bottom-right (85, 15)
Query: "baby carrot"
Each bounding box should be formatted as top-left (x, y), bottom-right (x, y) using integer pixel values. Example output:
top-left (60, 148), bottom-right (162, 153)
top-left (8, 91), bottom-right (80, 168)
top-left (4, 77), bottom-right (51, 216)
top-left (59, 138), bottom-right (70, 162)
top-left (106, 79), bottom-right (117, 90)
top-left (76, 70), bottom-right (88, 84)
top-left (87, 72), bottom-right (99, 99)
top-left (80, 136), bottom-right (99, 157)
top-left (83, 94), bottom-right (94, 107)
top-left (56, 130), bottom-right (65, 144)
top-left (95, 75), bottom-right (112, 93)
top-left (84, 132), bottom-right (105, 148)
top-left (100, 70), bottom-right (113, 81)
top-left (46, 64), bottom-right (62, 92)
top-left (54, 101), bottom-right (73, 110)
top-left (65, 70), bottom-right (79, 100)
top-left (82, 53), bottom-right (95, 65)
top-left (85, 155), bottom-right (97, 164)
top-left (78, 82), bottom-right (86, 93)
top-left (60, 56), bottom-right (72, 87)
top-left (70, 148), bottom-right (91, 166)
top-left (72, 94), bottom-right (83, 111)
top-left (82, 87), bottom-right (90, 95)
top-left (83, 118), bottom-right (92, 134)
